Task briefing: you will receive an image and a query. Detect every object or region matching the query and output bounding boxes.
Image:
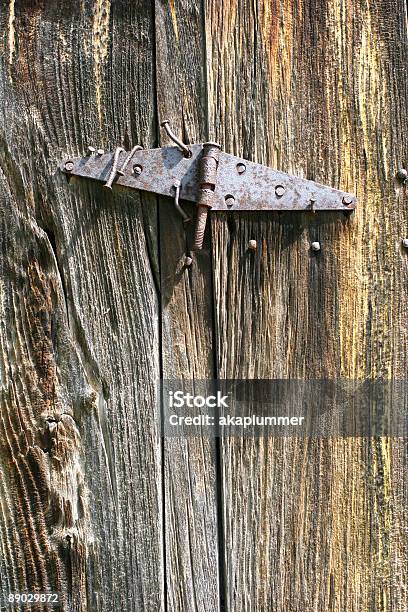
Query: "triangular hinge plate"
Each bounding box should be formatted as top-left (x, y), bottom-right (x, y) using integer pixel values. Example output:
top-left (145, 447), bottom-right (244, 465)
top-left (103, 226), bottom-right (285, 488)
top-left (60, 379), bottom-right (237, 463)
top-left (61, 144), bottom-right (356, 213)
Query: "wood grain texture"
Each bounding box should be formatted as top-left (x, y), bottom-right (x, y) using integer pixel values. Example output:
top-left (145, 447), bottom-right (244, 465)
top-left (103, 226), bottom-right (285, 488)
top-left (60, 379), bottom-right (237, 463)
top-left (0, 2), bottom-right (163, 610)
top-left (1, 1), bottom-right (408, 611)
top-left (155, 2), bottom-right (220, 611)
top-left (207, 0), bottom-right (408, 610)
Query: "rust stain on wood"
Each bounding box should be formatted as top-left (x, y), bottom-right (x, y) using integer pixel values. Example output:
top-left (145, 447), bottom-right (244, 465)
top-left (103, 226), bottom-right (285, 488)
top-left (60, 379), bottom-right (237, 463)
top-left (169, 0), bottom-right (179, 42)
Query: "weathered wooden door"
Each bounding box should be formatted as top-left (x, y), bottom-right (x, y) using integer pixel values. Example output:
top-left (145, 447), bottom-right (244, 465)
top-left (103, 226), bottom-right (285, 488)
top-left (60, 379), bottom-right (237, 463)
top-left (1, 1), bottom-right (407, 611)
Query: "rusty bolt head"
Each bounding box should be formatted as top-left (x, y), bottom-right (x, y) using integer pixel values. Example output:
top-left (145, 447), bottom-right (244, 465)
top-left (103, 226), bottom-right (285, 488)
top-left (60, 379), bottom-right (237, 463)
top-left (311, 241), bottom-right (321, 252)
top-left (236, 163), bottom-right (246, 175)
top-left (225, 194), bottom-right (235, 208)
top-left (402, 239), bottom-right (408, 249)
top-left (397, 169), bottom-right (408, 182)
top-left (343, 195), bottom-right (353, 206)
top-left (133, 164), bottom-right (143, 176)
top-left (248, 240), bottom-right (257, 251)
top-left (184, 256), bottom-right (193, 267)
top-left (275, 185), bottom-right (285, 197)
top-left (64, 161), bottom-right (74, 172)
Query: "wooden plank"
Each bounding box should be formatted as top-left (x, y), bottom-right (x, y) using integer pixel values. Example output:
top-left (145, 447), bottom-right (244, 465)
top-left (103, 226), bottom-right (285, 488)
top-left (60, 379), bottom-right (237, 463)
top-left (0, 2), bottom-right (163, 610)
top-left (154, 2), bottom-right (220, 611)
top-left (207, 0), bottom-right (408, 609)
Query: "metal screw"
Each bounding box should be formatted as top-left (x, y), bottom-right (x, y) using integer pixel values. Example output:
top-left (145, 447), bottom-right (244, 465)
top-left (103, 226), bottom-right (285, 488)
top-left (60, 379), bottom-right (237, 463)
top-left (237, 163), bottom-right (246, 174)
top-left (275, 185), bottom-right (285, 197)
top-left (97, 149), bottom-right (104, 156)
top-left (64, 161), bottom-right (74, 172)
top-left (311, 241), bottom-right (321, 252)
top-left (133, 164), bottom-right (143, 176)
top-left (87, 146), bottom-right (96, 156)
top-left (402, 239), bottom-right (408, 249)
top-left (248, 240), bottom-right (257, 251)
top-left (184, 256), bottom-right (193, 267)
top-left (225, 195), bottom-right (235, 208)
top-left (104, 147), bottom-right (124, 189)
top-left (397, 168), bottom-right (408, 182)
top-left (343, 195), bottom-right (353, 206)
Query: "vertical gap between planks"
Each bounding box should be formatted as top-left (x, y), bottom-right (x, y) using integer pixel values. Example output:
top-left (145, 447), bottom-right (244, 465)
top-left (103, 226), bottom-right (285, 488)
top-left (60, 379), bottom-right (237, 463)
top-left (151, 0), bottom-right (168, 609)
top-left (200, 0), bottom-right (227, 609)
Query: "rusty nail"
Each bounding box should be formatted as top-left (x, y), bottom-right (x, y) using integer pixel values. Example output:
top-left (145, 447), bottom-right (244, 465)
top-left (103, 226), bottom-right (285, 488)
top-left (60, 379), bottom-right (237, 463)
top-left (311, 241), bottom-right (321, 252)
top-left (402, 239), bottom-right (408, 249)
top-left (64, 161), bottom-right (74, 172)
top-left (397, 169), bottom-right (408, 182)
top-left (225, 194), bottom-right (235, 208)
top-left (237, 163), bottom-right (246, 174)
top-left (87, 146), bottom-right (96, 155)
top-left (133, 164), bottom-right (143, 176)
top-left (275, 185), bottom-right (285, 197)
top-left (173, 180), bottom-right (190, 222)
top-left (342, 195), bottom-right (353, 206)
top-left (117, 145), bottom-right (143, 176)
top-left (184, 255), bottom-right (193, 267)
top-left (248, 239), bottom-right (257, 251)
top-left (104, 147), bottom-right (124, 189)
top-left (161, 120), bottom-right (191, 157)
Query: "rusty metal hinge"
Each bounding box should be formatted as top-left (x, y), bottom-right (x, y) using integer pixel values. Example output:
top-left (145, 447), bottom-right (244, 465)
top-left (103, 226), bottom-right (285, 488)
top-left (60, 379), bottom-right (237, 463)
top-left (61, 122), bottom-right (357, 252)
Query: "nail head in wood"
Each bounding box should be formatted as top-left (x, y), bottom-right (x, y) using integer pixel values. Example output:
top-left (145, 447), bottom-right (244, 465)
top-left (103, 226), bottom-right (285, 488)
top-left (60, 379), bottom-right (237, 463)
top-left (397, 168), bottom-right (408, 182)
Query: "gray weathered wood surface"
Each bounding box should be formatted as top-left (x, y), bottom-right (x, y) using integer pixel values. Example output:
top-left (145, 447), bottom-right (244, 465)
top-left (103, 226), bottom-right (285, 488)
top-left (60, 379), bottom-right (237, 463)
top-left (0, 1), bottom-right (407, 611)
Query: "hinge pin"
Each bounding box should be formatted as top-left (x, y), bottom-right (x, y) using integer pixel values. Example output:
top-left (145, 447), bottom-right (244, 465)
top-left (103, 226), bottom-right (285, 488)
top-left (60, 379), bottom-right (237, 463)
top-left (193, 142), bottom-right (221, 250)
